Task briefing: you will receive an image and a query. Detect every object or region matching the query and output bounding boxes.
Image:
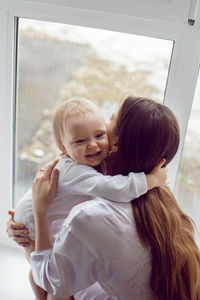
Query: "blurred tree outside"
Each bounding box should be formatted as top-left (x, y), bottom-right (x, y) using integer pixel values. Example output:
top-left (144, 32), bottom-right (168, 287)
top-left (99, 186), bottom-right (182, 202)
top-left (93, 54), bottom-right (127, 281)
top-left (15, 27), bottom-right (200, 203)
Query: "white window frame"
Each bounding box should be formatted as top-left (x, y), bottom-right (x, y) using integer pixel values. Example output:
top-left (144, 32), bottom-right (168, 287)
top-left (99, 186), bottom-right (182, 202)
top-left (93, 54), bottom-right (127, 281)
top-left (1, 0), bottom-right (200, 246)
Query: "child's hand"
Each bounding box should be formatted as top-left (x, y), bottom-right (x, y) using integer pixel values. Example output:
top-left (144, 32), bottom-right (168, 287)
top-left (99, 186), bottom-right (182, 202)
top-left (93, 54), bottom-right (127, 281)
top-left (146, 159), bottom-right (168, 190)
top-left (32, 159), bottom-right (59, 217)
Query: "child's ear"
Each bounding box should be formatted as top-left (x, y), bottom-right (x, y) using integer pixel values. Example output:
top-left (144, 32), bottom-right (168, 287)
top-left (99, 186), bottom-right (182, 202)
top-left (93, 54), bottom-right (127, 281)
top-left (59, 143), bottom-right (68, 155)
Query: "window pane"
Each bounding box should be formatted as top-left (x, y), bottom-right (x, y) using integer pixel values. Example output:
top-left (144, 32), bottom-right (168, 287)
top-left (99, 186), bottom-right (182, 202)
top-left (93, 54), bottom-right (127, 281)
top-left (14, 18), bottom-right (173, 204)
top-left (175, 70), bottom-right (200, 247)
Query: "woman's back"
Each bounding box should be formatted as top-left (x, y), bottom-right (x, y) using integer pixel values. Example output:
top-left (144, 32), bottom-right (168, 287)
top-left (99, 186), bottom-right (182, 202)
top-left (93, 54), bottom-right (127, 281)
top-left (68, 198), bottom-right (154, 300)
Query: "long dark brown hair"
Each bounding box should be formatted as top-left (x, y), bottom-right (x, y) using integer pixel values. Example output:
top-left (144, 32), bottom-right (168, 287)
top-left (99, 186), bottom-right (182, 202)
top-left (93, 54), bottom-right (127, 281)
top-left (111, 97), bottom-right (200, 300)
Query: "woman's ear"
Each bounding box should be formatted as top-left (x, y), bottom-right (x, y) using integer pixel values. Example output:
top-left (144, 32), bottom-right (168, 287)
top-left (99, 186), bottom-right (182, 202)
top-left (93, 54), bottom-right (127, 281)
top-left (111, 144), bottom-right (118, 153)
top-left (110, 135), bottom-right (118, 153)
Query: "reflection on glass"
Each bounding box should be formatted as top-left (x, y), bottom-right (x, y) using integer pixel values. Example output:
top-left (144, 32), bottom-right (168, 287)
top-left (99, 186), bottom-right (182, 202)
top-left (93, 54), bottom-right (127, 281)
top-left (14, 18), bottom-right (173, 204)
top-left (175, 70), bottom-right (200, 246)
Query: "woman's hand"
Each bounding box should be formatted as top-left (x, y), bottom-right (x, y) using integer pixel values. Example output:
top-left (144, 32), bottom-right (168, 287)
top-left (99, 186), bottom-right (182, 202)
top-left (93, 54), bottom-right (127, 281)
top-left (7, 209), bottom-right (31, 247)
top-left (32, 159), bottom-right (59, 217)
top-left (32, 160), bottom-right (59, 251)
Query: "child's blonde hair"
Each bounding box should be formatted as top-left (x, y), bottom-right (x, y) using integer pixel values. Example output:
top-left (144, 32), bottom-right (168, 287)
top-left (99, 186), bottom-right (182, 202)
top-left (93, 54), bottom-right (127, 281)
top-left (53, 97), bottom-right (100, 153)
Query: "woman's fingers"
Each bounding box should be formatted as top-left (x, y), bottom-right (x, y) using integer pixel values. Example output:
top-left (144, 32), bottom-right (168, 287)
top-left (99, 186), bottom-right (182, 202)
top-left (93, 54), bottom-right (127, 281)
top-left (38, 159), bottom-right (59, 180)
top-left (152, 158), bottom-right (167, 173)
top-left (13, 235), bottom-right (31, 243)
top-left (18, 242), bottom-right (31, 247)
top-left (7, 209), bottom-right (31, 247)
top-left (7, 209), bottom-right (29, 248)
top-left (158, 158), bottom-right (166, 168)
top-left (7, 228), bottom-right (31, 247)
top-left (7, 221), bottom-right (26, 230)
top-left (7, 210), bottom-right (26, 230)
top-left (32, 160), bottom-right (59, 214)
top-left (151, 158), bottom-right (167, 173)
top-left (8, 209), bottom-right (15, 219)
top-left (49, 168), bottom-right (59, 193)
top-left (7, 227), bottom-right (29, 236)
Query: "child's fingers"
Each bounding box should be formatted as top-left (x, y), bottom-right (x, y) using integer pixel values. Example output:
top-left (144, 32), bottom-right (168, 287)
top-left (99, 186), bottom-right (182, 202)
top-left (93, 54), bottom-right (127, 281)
top-left (156, 158), bottom-right (166, 169)
top-left (151, 159), bottom-right (166, 173)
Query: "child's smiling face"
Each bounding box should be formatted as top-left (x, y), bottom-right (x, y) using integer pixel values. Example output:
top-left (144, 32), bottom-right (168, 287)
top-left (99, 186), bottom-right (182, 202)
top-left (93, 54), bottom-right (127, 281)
top-left (63, 110), bottom-right (109, 166)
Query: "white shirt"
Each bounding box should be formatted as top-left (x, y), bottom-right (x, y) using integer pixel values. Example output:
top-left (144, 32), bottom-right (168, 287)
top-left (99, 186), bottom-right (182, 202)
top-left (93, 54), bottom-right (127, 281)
top-left (30, 199), bottom-right (154, 300)
top-left (15, 156), bottom-right (147, 240)
top-left (74, 282), bottom-right (111, 300)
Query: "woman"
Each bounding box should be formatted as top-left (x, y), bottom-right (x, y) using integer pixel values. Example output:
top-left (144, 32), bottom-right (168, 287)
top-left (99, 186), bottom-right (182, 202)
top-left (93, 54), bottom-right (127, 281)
top-left (8, 97), bottom-right (200, 299)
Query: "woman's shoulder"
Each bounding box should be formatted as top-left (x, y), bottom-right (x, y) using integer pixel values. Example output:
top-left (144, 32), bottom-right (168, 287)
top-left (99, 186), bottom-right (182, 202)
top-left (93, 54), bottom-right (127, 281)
top-left (61, 199), bottom-right (146, 271)
top-left (64, 199), bottom-right (135, 239)
top-left (63, 199), bottom-right (109, 225)
top-left (70, 198), bottom-right (132, 218)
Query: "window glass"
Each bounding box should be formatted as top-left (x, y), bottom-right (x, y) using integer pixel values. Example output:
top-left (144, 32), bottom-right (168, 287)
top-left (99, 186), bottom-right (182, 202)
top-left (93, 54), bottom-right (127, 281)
top-left (14, 18), bottom-right (173, 204)
top-left (175, 70), bottom-right (200, 246)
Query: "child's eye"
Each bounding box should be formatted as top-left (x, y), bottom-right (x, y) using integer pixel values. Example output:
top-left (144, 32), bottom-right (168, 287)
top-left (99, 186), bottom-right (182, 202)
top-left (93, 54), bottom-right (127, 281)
top-left (75, 139), bottom-right (85, 144)
top-left (96, 133), bottom-right (104, 138)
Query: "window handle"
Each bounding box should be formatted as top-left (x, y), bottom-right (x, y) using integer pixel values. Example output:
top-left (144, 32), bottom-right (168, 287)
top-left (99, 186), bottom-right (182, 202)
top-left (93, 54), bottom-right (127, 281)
top-left (188, 0), bottom-right (199, 25)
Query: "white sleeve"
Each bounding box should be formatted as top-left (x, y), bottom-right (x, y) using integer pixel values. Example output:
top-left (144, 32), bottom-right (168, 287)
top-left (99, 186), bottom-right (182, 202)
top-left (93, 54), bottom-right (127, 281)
top-left (63, 163), bottom-right (147, 202)
top-left (74, 282), bottom-right (109, 300)
top-left (30, 224), bottom-right (97, 297)
top-left (14, 189), bottom-right (35, 240)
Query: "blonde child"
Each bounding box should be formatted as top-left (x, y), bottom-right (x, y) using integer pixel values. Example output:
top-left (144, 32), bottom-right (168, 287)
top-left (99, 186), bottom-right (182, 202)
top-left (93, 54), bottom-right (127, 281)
top-left (14, 97), bottom-right (167, 300)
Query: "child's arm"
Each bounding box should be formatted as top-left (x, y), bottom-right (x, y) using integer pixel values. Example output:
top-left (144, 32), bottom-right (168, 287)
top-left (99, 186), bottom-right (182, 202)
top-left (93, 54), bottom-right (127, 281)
top-left (63, 159), bottom-right (167, 202)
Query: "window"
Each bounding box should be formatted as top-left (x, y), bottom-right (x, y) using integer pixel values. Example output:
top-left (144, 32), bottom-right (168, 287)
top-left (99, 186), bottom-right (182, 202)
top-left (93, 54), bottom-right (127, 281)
top-left (14, 18), bottom-right (173, 204)
top-left (1, 0), bottom-right (200, 247)
top-left (175, 69), bottom-right (200, 246)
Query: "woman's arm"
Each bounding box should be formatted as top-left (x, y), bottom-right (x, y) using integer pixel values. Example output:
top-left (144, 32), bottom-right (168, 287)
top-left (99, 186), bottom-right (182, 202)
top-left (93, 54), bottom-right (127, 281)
top-left (30, 161), bottom-right (97, 297)
top-left (32, 160), bottom-right (59, 251)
